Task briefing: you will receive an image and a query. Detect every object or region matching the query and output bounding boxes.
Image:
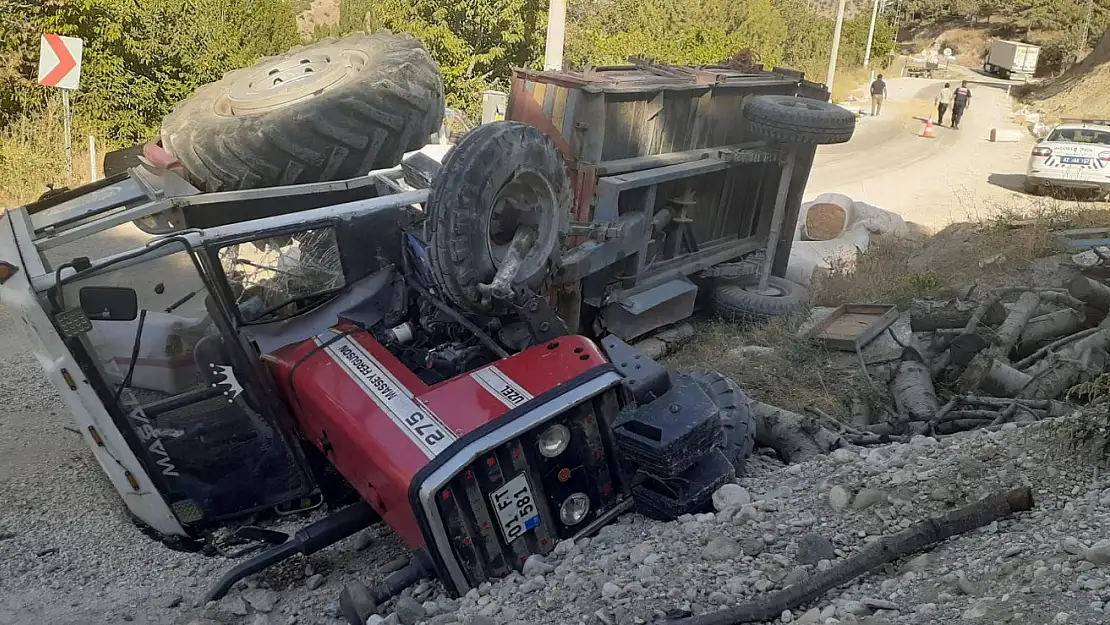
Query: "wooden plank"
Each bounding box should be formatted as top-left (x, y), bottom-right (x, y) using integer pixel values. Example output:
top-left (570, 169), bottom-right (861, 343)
top-left (806, 304), bottom-right (900, 352)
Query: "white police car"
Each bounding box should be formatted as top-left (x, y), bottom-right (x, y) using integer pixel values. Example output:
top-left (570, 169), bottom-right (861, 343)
top-left (1025, 118), bottom-right (1110, 197)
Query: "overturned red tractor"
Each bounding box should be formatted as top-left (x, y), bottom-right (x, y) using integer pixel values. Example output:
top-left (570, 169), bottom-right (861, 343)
top-left (1, 32), bottom-right (854, 624)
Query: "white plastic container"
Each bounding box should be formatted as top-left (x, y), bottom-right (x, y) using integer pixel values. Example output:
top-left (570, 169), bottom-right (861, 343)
top-left (88, 312), bottom-right (209, 395)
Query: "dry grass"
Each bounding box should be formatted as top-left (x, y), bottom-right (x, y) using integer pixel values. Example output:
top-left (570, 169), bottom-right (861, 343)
top-left (815, 234), bottom-right (951, 307)
top-left (671, 201), bottom-right (1110, 417)
top-left (830, 64), bottom-right (900, 105)
top-left (817, 200), bottom-right (1110, 306)
top-left (665, 316), bottom-right (873, 417)
top-left (0, 97), bottom-right (98, 210)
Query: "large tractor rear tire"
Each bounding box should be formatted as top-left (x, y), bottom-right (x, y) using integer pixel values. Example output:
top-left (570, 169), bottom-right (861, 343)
top-left (161, 32), bottom-right (445, 192)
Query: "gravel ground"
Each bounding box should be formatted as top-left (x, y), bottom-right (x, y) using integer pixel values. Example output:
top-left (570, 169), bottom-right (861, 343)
top-left (4, 293), bottom-right (1110, 625)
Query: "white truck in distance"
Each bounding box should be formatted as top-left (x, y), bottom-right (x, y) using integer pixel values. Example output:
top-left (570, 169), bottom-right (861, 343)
top-left (983, 39), bottom-right (1041, 80)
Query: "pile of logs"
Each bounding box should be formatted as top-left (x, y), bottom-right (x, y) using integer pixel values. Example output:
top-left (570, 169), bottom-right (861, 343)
top-left (878, 275), bottom-right (1110, 436)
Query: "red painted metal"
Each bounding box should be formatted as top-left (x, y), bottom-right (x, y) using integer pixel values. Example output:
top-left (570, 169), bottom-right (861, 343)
top-left (507, 76), bottom-right (575, 163)
top-left (265, 326), bottom-right (607, 549)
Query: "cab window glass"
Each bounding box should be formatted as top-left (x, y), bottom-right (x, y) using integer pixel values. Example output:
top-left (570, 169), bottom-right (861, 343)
top-left (1047, 128), bottom-right (1110, 145)
top-left (219, 228), bottom-right (345, 324)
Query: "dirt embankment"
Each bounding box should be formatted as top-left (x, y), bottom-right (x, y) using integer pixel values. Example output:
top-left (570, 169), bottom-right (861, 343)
top-left (1024, 27), bottom-right (1110, 120)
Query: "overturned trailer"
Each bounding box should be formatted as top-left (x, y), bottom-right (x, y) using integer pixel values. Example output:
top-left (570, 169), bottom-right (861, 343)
top-left (28, 60), bottom-right (851, 344)
top-left (506, 63), bottom-right (846, 336)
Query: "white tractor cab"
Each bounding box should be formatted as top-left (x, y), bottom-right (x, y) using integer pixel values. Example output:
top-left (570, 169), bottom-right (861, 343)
top-left (1026, 118), bottom-right (1110, 198)
top-left (0, 150), bottom-right (442, 546)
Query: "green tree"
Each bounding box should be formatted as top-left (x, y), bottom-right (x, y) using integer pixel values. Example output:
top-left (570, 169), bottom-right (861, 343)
top-left (1, 0), bottom-right (301, 144)
top-left (566, 0), bottom-right (788, 68)
top-left (367, 0), bottom-right (547, 116)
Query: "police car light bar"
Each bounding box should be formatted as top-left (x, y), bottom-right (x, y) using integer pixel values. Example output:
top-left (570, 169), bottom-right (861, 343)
top-left (1059, 118), bottom-right (1110, 126)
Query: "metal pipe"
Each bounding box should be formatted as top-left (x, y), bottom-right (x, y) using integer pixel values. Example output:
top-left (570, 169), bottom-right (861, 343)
top-left (339, 558), bottom-right (431, 625)
top-left (88, 136), bottom-right (98, 182)
top-left (204, 502), bottom-right (379, 602)
top-left (62, 89), bottom-right (73, 181)
top-left (480, 228), bottom-right (536, 301)
top-left (758, 152), bottom-right (797, 293)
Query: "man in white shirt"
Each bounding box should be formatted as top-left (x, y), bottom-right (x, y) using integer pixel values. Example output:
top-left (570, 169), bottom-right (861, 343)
top-left (935, 83), bottom-right (953, 126)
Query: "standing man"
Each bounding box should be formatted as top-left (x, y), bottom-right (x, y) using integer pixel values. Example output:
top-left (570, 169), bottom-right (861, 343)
top-left (870, 74), bottom-right (888, 117)
top-left (935, 82), bottom-right (953, 126)
top-left (951, 81), bottom-right (972, 129)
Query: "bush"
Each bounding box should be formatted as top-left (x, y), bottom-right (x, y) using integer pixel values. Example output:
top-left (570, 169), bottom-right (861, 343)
top-left (367, 0), bottom-right (547, 118)
top-left (1, 0), bottom-right (302, 147)
top-left (0, 97), bottom-right (95, 208)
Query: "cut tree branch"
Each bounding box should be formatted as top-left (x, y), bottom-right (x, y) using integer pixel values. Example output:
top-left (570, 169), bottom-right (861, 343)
top-left (1013, 327), bottom-right (1100, 370)
top-left (663, 488), bottom-right (1035, 625)
top-left (988, 291), bottom-right (1040, 360)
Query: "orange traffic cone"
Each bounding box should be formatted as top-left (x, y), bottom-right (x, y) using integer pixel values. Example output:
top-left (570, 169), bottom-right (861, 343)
top-left (921, 119), bottom-right (936, 138)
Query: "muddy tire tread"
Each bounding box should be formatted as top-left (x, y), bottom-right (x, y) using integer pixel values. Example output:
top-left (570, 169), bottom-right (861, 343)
top-left (161, 32), bottom-right (444, 192)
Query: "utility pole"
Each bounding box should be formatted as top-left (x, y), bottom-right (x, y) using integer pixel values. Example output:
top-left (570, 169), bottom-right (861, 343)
top-left (864, 0), bottom-right (881, 68)
top-left (544, 0), bottom-right (567, 71)
top-left (825, 0), bottom-right (849, 96)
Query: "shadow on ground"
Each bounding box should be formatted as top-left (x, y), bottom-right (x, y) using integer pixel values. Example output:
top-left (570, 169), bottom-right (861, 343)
top-left (988, 173), bottom-right (1028, 192)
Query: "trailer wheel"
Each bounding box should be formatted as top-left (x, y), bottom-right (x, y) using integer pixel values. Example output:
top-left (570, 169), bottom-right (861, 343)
top-left (161, 32), bottom-right (445, 192)
top-left (426, 121), bottom-right (571, 314)
top-left (688, 370), bottom-right (758, 475)
top-left (709, 275), bottom-right (809, 322)
top-left (744, 95), bottom-right (856, 145)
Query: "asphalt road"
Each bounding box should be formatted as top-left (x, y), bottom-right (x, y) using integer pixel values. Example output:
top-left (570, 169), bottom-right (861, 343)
top-left (805, 76), bottom-right (1037, 231)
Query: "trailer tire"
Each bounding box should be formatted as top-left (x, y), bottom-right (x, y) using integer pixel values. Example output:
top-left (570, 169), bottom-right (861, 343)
top-left (744, 95), bottom-right (856, 145)
top-left (710, 275), bottom-right (809, 322)
top-left (161, 32), bottom-right (444, 192)
top-left (688, 370), bottom-right (758, 475)
top-left (426, 121), bottom-right (571, 314)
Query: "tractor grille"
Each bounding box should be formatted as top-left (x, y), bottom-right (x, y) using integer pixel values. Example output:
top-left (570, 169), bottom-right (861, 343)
top-left (434, 387), bottom-right (629, 586)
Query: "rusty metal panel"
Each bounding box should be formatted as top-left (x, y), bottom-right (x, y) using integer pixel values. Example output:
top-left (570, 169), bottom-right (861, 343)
top-left (506, 61), bottom-right (829, 293)
top-left (510, 62), bottom-right (817, 165)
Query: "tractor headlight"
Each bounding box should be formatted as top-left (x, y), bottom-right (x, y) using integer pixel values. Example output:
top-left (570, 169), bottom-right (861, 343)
top-left (537, 424), bottom-right (571, 458)
top-left (559, 493), bottom-right (591, 526)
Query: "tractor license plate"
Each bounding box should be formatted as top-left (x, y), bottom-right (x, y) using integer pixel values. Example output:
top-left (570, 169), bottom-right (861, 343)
top-left (489, 473), bottom-right (540, 543)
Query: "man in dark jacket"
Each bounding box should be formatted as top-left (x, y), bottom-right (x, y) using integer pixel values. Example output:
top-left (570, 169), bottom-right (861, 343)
top-left (870, 74), bottom-right (888, 116)
top-left (950, 81), bottom-right (972, 129)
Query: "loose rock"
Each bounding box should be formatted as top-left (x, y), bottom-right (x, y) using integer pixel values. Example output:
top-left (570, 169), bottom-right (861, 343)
top-left (395, 596), bottom-right (427, 625)
top-left (243, 589), bottom-right (279, 613)
top-left (712, 484), bottom-right (752, 512)
top-left (828, 485), bottom-right (851, 511)
top-left (797, 533), bottom-right (837, 565)
top-left (1085, 539), bottom-right (1110, 565)
top-left (521, 555), bottom-right (554, 577)
top-left (852, 488), bottom-right (888, 510)
top-left (703, 536), bottom-right (742, 561)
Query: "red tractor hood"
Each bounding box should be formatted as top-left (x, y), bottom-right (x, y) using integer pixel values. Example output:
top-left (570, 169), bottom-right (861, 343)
top-left (264, 324), bottom-right (607, 547)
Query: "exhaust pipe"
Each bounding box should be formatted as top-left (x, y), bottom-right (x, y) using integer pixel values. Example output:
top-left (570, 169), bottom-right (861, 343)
top-left (339, 554), bottom-right (432, 625)
top-left (204, 502), bottom-right (379, 602)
